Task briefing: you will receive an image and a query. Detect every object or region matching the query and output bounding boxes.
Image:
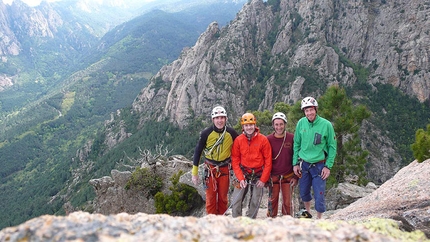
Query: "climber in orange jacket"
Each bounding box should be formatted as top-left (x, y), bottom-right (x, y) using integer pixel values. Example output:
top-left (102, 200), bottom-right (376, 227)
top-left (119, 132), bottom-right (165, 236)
top-left (231, 112), bottom-right (272, 218)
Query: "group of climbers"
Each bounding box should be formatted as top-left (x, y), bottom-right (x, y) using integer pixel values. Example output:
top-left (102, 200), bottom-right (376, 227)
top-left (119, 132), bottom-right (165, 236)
top-left (191, 97), bottom-right (337, 219)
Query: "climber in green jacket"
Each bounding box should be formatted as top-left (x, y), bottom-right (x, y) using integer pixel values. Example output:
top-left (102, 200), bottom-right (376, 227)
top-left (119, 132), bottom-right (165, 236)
top-left (293, 96), bottom-right (337, 219)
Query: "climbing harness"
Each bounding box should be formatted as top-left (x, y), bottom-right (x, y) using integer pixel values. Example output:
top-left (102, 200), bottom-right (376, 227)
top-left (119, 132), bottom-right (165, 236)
top-left (240, 165), bottom-right (263, 183)
top-left (203, 160), bottom-right (230, 191)
top-left (202, 167), bottom-right (208, 189)
top-left (301, 159), bottom-right (326, 179)
top-left (200, 126), bottom-right (229, 190)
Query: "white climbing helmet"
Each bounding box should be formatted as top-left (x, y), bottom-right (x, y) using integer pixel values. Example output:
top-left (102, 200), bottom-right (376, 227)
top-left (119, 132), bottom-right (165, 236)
top-left (272, 112), bottom-right (287, 123)
top-left (301, 97), bottom-right (318, 110)
top-left (211, 106), bottom-right (227, 118)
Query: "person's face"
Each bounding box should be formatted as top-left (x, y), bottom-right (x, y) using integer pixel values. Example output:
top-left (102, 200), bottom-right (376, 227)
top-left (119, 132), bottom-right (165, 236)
top-left (272, 119), bottom-right (285, 136)
top-left (304, 107), bottom-right (317, 122)
top-left (212, 116), bottom-right (226, 129)
top-left (243, 123), bottom-right (256, 135)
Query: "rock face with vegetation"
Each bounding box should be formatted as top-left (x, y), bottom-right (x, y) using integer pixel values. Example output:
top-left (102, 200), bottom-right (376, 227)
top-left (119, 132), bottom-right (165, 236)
top-left (86, 155), bottom-right (197, 215)
top-left (133, 0), bottom-right (430, 125)
top-left (0, 159), bottom-right (428, 241)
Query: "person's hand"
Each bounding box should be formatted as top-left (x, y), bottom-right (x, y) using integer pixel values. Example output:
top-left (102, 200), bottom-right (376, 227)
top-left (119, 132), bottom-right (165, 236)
top-left (293, 165), bottom-right (302, 178)
top-left (240, 180), bottom-right (247, 189)
top-left (192, 175), bottom-right (199, 185)
top-left (320, 167), bottom-right (330, 180)
top-left (290, 178), bottom-right (298, 187)
top-left (256, 180), bottom-right (265, 188)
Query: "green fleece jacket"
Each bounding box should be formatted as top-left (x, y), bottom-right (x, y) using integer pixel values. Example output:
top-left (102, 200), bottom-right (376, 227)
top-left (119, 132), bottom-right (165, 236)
top-left (293, 115), bottom-right (337, 169)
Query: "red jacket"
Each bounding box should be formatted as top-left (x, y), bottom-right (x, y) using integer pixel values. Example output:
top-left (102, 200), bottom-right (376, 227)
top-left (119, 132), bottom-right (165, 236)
top-left (231, 127), bottom-right (272, 183)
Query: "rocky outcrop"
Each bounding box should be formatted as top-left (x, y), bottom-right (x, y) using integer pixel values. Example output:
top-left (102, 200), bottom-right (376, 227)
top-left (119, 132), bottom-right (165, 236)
top-left (88, 155), bottom-right (194, 215)
top-left (0, 74), bottom-right (13, 91)
top-left (104, 110), bottom-right (132, 149)
top-left (331, 159), bottom-right (430, 238)
top-left (85, 156), bottom-right (377, 218)
top-left (88, 170), bottom-right (150, 215)
top-left (325, 181), bottom-right (378, 210)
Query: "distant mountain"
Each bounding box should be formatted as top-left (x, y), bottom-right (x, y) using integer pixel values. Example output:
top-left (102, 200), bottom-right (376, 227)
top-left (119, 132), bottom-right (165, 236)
top-left (0, 0), bottom-right (246, 229)
top-left (0, 0), bottom-right (246, 112)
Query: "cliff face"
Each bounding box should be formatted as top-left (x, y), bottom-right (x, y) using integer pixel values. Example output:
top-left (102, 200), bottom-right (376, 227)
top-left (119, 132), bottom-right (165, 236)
top-left (0, 0), bottom-right (99, 91)
top-left (0, 1), bottom-right (72, 57)
top-left (132, 0), bottom-right (430, 127)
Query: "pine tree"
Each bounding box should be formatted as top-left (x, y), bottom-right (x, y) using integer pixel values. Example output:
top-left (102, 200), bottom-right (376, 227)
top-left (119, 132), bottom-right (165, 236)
top-left (318, 85), bottom-right (371, 187)
top-left (411, 124), bottom-right (430, 163)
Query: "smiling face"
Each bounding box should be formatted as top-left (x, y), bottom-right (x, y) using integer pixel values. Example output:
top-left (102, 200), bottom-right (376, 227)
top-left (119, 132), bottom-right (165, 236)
top-left (304, 106), bottom-right (317, 122)
top-left (243, 123), bottom-right (256, 136)
top-left (212, 116), bottom-right (226, 129)
top-left (272, 119), bottom-right (285, 137)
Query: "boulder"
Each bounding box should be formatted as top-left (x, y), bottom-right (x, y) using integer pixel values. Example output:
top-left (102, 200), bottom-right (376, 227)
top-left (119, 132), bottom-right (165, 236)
top-left (330, 159), bottom-right (430, 238)
top-left (326, 182), bottom-right (377, 210)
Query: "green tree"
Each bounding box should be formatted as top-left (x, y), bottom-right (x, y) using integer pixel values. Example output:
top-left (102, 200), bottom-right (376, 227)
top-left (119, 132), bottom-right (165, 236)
top-left (318, 85), bottom-right (371, 186)
top-left (411, 124), bottom-right (430, 163)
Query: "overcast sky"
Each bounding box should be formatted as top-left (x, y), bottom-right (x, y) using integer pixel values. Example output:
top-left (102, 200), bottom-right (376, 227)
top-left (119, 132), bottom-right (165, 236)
top-left (2, 0), bottom-right (54, 6)
top-left (2, 0), bottom-right (157, 7)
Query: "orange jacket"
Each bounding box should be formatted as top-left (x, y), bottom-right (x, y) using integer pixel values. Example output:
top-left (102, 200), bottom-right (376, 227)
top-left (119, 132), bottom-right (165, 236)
top-left (231, 127), bottom-right (272, 183)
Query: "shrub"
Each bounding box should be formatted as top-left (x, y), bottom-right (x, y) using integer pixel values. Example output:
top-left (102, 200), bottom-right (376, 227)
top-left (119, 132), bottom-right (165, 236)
top-left (154, 171), bottom-right (204, 216)
top-left (125, 167), bottom-right (163, 198)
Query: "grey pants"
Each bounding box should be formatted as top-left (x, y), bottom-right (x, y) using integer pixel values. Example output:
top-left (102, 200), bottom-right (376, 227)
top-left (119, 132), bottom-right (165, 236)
top-left (231, 185), bottom-right (264, 218)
